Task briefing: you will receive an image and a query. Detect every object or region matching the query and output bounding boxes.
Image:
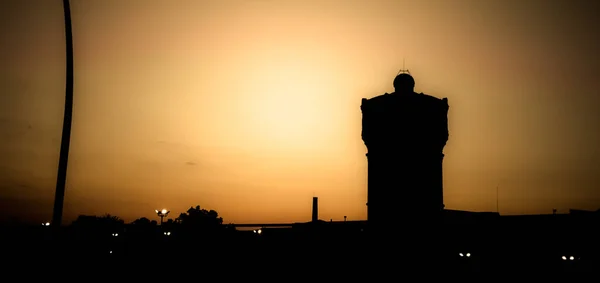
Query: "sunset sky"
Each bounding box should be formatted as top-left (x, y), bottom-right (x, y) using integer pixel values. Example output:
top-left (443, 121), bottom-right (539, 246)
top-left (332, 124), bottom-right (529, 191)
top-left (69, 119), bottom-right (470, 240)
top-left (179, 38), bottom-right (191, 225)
top-left (1, 0), bottom-right (599, 224)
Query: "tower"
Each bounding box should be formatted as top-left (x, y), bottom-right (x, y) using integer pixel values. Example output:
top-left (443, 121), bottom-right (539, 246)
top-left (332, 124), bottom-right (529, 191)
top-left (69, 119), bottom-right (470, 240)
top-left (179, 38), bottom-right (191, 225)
top-left (361, 72), bottom-right (449, 232)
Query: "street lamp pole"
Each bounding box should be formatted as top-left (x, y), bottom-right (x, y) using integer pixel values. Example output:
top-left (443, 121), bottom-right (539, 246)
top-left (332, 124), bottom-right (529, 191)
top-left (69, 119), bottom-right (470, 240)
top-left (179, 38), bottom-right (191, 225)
top-left (52, 0), bottom-right (74, 228)
top-left (155, 209), bottom-right (170, 225)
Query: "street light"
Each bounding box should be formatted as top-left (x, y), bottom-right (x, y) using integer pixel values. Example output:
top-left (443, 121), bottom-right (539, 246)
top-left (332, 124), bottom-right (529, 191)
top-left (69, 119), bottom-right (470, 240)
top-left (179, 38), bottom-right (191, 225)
top-left (52, 0), bottom-right (74, 228)
top-left (155, 209), bottom-right (170, 225)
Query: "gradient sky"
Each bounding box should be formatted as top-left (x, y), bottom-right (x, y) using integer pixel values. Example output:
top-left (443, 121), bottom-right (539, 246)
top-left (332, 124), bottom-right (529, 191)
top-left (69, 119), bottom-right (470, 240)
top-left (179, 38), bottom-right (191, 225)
top-left (1, 0), bottom-right (599, 224)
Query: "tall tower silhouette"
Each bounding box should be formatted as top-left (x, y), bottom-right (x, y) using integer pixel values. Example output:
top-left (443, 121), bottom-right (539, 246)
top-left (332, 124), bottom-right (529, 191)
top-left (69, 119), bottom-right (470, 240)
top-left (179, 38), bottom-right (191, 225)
top-left (361, 72), bottom-right (449, 233)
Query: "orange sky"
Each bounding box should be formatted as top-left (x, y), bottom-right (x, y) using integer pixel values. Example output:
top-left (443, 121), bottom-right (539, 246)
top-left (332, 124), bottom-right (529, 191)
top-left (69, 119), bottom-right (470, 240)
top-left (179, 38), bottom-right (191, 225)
top-left (1, 0), bottom-right (599, 224)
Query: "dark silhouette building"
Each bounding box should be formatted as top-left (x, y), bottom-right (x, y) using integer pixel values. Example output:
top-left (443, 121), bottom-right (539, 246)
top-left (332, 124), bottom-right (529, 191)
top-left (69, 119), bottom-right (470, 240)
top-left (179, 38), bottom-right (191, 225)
top-left (361, 72), bottom-right (449, 233)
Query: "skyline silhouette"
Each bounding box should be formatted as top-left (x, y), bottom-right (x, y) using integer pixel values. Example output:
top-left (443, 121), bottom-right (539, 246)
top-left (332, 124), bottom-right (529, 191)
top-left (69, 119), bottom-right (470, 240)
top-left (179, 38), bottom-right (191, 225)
top-left (3, 201), bottom-right (598, 273)
top-left (1, 0), bottom-right (600, 225)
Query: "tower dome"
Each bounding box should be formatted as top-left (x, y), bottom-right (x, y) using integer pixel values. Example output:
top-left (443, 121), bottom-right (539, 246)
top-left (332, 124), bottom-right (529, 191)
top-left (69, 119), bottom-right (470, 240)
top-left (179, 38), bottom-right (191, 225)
top-left (393, 73), bottom-right (415, 90)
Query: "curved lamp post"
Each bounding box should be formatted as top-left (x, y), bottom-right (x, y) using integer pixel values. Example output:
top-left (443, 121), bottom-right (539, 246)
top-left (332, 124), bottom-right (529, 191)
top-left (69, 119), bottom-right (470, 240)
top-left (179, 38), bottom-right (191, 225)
top-left (52, 0), bottom-right (74, 227)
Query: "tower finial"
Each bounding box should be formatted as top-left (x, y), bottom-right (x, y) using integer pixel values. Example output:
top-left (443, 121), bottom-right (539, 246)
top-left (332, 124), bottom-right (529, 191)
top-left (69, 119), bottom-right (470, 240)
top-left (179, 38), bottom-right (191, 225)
top-left (397, 58), bottom-right (410, 75)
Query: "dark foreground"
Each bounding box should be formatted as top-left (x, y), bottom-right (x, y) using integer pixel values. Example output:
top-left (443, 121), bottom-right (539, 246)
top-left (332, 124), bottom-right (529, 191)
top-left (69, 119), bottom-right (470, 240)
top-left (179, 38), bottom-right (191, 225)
top-left (4, 226), bottom-right (598, 275)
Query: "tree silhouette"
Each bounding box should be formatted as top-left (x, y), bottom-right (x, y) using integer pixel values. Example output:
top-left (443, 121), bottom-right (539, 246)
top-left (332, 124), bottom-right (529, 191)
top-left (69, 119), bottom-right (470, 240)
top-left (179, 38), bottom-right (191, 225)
top-left (101, 214), bottom-right (124, 224)
top-left (71, 214), bottom-right (124, 229)
top-left (176, 205), bottom-right (224, 233)
top-left (131, 217), bottom-right (154, 226)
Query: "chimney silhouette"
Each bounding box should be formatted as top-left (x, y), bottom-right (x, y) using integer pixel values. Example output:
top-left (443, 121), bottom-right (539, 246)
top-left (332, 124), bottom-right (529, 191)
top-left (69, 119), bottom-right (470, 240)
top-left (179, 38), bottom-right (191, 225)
top-left (312, 197), bottom-right (318, 222)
